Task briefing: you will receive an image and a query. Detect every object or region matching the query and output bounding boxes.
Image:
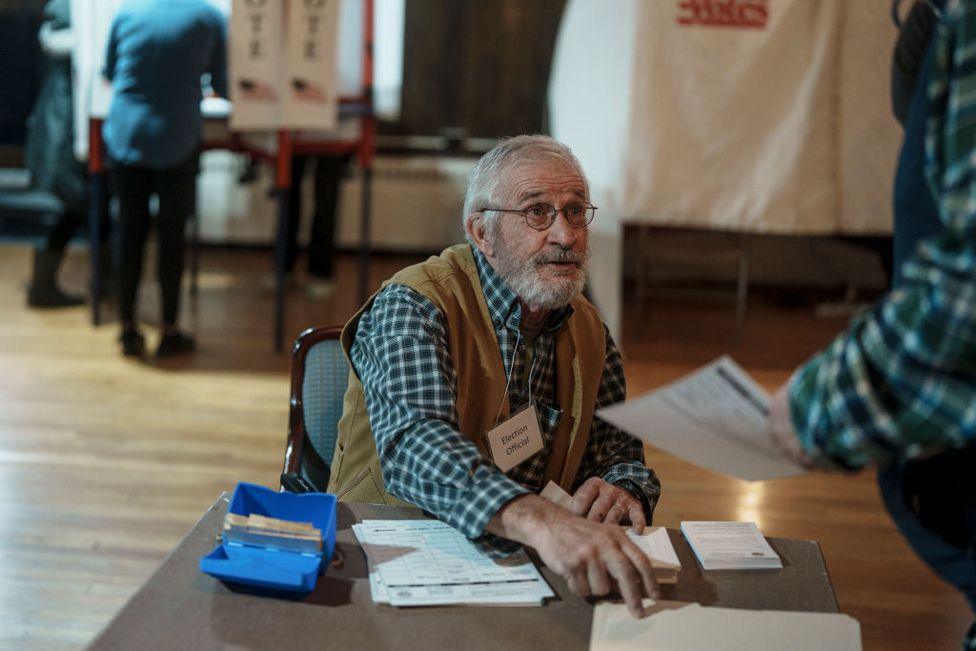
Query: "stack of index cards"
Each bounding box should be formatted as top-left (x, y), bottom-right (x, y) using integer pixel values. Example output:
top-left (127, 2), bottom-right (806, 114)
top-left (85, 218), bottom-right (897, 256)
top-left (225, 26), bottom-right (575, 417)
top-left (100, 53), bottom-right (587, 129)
top-left (223, 512), bottom-right (323, 552)
top-left (680, 521), bottom-right (782, 570)
top-left (352, 519), bottom-right (554, 607)
top-left (626, 527), bottom-right (682, 583)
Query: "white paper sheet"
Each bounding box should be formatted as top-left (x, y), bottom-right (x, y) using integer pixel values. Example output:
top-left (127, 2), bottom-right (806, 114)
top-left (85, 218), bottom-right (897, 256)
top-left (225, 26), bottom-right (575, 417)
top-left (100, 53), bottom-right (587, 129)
top-left (352, 520), bottom-right (553, 607)
top-left (627, 528), bottom-right (681, 571)
top-left (591, 601), bottom-right (862, 651)
top-left (680, 521), bottom-right (781, 570)
top-left (596, 357), bottom-right (805, 481)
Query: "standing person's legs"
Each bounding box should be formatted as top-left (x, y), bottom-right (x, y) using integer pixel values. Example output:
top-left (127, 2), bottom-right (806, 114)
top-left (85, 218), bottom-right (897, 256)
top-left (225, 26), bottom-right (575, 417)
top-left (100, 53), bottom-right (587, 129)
top-left (45, 207), bottom-right (85, 252)
top-left (153, 151), bottom-right (198, 356)
top-left (878, 449), bottom-right (976, 647)
top-left (261, 155), bottom-right (306, 290)
top-left (27, 207), bottom-right (86, 307)
top-left (284, 155), bottom-right (307, 274)
top-left (113, 163), bottom-right (154, 355)
top-left (306, 154), bottom-right (351, 297)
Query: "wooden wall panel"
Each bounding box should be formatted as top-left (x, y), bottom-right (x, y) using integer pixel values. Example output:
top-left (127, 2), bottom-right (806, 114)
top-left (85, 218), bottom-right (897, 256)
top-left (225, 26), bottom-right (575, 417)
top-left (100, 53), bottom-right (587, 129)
top-left (383, 0), bottom-right (567, 139)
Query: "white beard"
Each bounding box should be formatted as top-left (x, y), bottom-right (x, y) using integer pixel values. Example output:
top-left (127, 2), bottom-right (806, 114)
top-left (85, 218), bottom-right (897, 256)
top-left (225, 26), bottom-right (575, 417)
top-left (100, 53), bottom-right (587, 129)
top-left (490, 237), bottom-right (590, 311)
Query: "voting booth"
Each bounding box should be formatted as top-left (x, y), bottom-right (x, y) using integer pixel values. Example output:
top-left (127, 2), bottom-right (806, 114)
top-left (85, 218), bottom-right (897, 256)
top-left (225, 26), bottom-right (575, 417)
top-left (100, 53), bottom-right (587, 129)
top-left (70, 0), bottom-right (405, 142)
top-left (549, 0), bottom-right (900, 337)
top-left (72, 0), bottom-right (403, 349)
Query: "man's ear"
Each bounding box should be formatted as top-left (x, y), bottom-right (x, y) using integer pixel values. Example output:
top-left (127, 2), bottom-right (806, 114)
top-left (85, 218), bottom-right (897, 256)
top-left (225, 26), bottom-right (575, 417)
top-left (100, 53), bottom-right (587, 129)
top-left (466, 213), bottom-right (494, 257)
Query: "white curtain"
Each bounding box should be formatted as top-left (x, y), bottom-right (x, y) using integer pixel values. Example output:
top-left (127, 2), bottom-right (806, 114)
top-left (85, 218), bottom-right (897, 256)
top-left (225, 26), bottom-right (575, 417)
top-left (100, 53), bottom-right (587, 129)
top-left (549, 0), bottom-right (900, 337)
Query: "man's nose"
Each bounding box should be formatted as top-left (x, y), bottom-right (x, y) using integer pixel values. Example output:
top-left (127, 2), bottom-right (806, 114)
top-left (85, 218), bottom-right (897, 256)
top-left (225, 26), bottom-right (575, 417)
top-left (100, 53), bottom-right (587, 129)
top-left (546, 211), bottom-right (578, 246)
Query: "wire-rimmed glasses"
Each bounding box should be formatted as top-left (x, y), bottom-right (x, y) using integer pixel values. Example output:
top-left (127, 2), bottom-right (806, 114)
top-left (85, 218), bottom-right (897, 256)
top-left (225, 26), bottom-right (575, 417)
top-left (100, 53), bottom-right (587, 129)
top-left (483, 202), bottom-right (598, 231)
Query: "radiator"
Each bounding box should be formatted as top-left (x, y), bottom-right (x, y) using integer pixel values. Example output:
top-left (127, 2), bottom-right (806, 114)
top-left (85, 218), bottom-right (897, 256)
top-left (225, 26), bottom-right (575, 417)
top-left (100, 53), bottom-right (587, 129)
top-left (195, 152), bottom-right (471, 252)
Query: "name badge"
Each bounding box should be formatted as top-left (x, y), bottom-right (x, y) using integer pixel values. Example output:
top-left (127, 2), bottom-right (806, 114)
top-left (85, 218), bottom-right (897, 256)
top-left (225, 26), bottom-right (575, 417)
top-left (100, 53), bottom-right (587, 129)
top-left (486, 404), bottom-right (545, 473)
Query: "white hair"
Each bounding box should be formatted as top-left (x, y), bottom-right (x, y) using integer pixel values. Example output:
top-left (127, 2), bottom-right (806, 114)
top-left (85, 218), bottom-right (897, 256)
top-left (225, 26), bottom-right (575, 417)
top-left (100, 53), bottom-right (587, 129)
top-left (462, 135), bottom-right (589, 243)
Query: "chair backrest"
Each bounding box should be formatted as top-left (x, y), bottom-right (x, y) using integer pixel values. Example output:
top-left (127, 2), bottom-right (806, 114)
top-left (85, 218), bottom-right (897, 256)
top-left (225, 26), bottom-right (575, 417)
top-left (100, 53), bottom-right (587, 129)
top-left (281, 325), bottom-right (348, 492)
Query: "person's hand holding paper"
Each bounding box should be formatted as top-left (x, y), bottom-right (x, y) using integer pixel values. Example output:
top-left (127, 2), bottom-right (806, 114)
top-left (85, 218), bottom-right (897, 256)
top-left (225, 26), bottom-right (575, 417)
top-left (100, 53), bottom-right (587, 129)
top-left (487, 494), bottom-right (660, 619)
top-left (596, 357), bottom-right (807, 482)
top-left (767, 379), bottom-right (816, 468)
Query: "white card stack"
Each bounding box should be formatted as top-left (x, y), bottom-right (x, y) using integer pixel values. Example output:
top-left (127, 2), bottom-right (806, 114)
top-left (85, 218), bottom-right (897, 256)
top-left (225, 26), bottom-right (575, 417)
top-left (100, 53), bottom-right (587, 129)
top-left (680, 521), bottom-right (782, 570)
top-left (352, 519), bottom-right (554, 607)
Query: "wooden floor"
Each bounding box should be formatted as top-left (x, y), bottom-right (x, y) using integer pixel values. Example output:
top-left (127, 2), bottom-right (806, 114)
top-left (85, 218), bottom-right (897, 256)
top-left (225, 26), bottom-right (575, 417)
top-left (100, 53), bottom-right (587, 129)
top-left (0, 242), bottom-right (970, 650)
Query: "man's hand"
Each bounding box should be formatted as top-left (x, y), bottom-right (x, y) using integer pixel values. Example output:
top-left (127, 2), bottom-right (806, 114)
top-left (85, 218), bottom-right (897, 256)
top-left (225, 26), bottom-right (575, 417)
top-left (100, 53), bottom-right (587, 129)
top-left (487, 495), bottom-right (658, 618)
top-left (768, 381), bottom-right (816, 468)
top-left (570, 477), bottom-right (646, 533)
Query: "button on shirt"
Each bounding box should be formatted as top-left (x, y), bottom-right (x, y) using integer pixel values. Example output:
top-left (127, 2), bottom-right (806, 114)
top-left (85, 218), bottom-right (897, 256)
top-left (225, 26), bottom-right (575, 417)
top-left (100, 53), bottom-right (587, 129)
top-left (103, 0), bottom-right (227, 169)
top-left (350, 246), bottom-right (661, 553)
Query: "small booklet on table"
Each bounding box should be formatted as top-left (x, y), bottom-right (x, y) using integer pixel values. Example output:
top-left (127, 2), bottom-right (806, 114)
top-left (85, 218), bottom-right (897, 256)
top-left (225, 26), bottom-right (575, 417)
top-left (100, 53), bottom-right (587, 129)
top-left (680, 521), bottom-right (782, 570)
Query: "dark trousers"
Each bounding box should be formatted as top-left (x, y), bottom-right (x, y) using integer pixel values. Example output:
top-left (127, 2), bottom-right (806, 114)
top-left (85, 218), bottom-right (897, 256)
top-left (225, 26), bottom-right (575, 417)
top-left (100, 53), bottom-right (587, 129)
top-left (44, 202), bottom-right (110, 252)
top-left (284, 154), bottom-right (350, 279)
top-left (879, 447), bottom-right (976, 616)
top-left (45, 208), bottom-right (85, 251)
top-left (112, 152), bottom-right (198, 327)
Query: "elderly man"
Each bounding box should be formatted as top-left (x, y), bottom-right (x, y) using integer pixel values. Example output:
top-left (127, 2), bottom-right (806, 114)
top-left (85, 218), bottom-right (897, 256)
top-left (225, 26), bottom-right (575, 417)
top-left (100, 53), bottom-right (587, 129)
top-left (328, 135), bottom-right (661, 617)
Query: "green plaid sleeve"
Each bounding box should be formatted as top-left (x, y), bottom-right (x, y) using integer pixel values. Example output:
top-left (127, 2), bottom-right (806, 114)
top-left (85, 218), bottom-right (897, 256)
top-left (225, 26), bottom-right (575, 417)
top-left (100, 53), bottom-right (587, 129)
top-left (789, 1), bottom-right (976, 469)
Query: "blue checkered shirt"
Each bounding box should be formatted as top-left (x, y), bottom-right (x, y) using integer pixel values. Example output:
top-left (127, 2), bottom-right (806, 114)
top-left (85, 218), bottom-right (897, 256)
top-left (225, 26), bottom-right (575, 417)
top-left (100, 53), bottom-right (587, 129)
top-left (789, 1), bottom-right (976, 469)
top-left (350, 246), bottom-right (660, 552)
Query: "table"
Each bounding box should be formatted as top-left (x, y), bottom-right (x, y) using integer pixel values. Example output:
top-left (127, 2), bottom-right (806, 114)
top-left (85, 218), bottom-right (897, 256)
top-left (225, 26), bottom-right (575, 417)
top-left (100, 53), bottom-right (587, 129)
top-left (87, 498), bottom-right (838, 650)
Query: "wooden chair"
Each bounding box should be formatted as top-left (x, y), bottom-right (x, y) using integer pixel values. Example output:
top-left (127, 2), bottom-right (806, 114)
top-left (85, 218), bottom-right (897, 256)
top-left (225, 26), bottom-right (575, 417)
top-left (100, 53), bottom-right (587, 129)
top-left (280, 325), bottom-right (348, 492)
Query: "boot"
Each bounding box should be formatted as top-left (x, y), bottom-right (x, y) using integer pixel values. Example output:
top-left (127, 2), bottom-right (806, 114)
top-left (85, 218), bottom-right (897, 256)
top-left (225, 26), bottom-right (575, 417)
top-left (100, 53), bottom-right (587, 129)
top-left (27, 248), bottom-right (85, 308)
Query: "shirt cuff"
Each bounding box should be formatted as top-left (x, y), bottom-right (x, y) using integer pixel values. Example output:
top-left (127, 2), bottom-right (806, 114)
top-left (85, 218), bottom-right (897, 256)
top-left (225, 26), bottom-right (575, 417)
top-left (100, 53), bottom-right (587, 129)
top-left (603, 464), bottom-right (661, 524)
top-left (789, 357), bottom-right (869, 471)
top-left (444, 463), bottom-right (531, 547)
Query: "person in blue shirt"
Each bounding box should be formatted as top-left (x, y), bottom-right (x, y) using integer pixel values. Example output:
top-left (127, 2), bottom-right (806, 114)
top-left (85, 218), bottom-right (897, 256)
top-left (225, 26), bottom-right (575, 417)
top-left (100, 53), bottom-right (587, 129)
top-left (102, 0), bottom-right (226, 357)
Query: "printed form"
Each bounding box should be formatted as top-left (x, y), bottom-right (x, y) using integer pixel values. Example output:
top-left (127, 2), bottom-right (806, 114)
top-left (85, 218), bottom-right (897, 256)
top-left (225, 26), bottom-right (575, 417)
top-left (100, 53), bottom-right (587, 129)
top-left (596, 356), bottom-right (805, 481)
top-left (352, 520), bottom-right (554, 607)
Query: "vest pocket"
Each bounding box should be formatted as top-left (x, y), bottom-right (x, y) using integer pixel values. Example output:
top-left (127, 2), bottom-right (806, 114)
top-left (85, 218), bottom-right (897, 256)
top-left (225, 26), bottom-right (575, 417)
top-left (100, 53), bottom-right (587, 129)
top-left (336, 466), bottom-right (389, 504)
top-left (336, 466), bottom-right (371, 500)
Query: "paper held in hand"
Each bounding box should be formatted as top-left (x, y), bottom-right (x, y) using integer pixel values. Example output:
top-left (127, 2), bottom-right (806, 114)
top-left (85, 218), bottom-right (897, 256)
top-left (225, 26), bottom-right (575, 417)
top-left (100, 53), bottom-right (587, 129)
top-left (595, 356), bottom-right (805, 481)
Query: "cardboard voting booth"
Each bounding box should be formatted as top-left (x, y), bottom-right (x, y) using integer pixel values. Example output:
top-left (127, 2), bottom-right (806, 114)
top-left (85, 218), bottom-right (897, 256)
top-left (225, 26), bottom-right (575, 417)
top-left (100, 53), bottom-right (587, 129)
top-left (230, 0), bottom-right (341, 131)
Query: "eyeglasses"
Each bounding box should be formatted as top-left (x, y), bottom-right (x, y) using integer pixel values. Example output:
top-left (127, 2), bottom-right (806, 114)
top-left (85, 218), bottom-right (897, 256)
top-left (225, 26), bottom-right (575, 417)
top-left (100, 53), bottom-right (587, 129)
top-left (483, 202), bottom-right (598, 231)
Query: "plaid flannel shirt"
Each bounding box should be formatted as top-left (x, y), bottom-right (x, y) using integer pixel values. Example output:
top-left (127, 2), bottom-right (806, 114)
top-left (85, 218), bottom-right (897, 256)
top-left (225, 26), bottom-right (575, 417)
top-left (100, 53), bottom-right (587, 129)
top-left (790, 0), bottom-right (976, 468)
top-left (350, 246), bottom-right (660, 552)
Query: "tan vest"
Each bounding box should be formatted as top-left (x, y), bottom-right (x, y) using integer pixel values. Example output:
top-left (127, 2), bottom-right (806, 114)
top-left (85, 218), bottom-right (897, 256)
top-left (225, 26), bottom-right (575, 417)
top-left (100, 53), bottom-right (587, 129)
top-left (326, 244), bottom-right (607, 505)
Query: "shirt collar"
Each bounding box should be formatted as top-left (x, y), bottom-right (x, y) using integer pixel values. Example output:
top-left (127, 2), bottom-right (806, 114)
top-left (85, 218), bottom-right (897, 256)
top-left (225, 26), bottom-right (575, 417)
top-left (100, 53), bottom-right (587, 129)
top-left (471, 245), bottom-right (574, 334)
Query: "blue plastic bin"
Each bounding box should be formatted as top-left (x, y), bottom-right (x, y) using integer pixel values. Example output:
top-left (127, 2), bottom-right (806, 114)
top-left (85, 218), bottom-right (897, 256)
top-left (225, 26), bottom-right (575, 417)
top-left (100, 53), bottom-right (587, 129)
top-left (199, 482), bottom-right (337, 593)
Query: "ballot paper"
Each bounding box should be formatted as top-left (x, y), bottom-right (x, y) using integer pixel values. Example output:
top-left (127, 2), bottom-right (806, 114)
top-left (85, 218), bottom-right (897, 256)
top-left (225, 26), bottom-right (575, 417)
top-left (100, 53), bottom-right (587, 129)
top-left (352, 520), bottom-right (554, 607)
top-left (680, 521), bottom-right (782, 570)
top-left (596, 356), bottom-right (805, 481)
top-left (590, 600), bottom-right (862, 651)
